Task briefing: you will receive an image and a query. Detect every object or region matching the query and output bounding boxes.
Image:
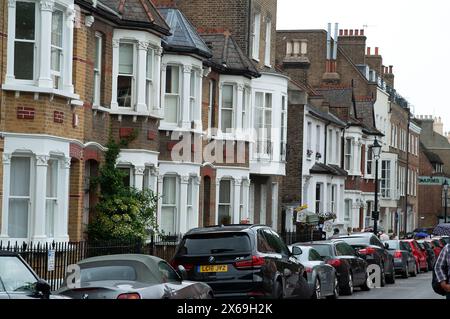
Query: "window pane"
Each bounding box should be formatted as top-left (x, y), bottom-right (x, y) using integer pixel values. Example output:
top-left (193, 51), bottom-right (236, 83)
top-left (51, 10), bottom-right (63, 47)
top-left (165, 95), bottom-right (179, 123)
top-left (10, 157), bottom-right (30, 197)
top-left (14, 42), bottom-right (34, 80)
top-left (222, 85), bottom-right (233, 108)
top-left (95, 36), bottom-right (102, 69)
top-left (265, 93), bottom-right (272, 108)
top-left (219, 180), bottom-right (231, 203)
top-left (146, 49), bottom-right (153, 79)
top-left (221, 109), bottom-right (233, 131)
top-left (8, 199), bottom-right (28, 238)
top-left (166, 66), bottom-right (179, 94)
top-left (218, 205), bottom-right (230, 224)
top-left (163, 177), bottom-right (176, 205)
top-left (15, 2), bottom-right (35, 40)
top-left (119, 43), bottom-right (134, 74)
top-left (161, 207), bottom-right (176, 234)
top-left (117, 76), bottom-right (132, 107)
top-left (51, 47), bottom-right (61, 72)
top-left (46, 160), bottom-right (58, 197)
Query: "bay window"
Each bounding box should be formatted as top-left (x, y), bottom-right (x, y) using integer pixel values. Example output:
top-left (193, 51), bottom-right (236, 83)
top-left (117, 42), bottom-right (135, 108)
top-left (93, 33), bottom-right (103, 106)
top-left (255, 92), bottom-right (272, 155)
top-left (221, 85), bottom-right (234, 131)
top-left (306, 122), bottom-right (312, 157)
top-left (161, 176), bottom-right (177, 234)
top-left (14, 1), bottom-right (36, 81)
top-left (344, 138), bottom-right (352, 171)
top-left (330, 185), bottom-right (337, 214)
top-left (218, 179), bottom-right (232, 225)
top-left (8, 157), bottom-right (31, 238)
top-left (165, 65), bottom-right (180, 123)
top-left (315, 125), bottom-right (321, 154)
top-left (50, 9), bottom-right (63, 89)
top-left (242, 87), bottom-right (249, 130)
top-left (280, 96), bottom-right (287, 160)
top-left (208, 80), bottom-right (216, 129)
top-left (335, 131), bottom-right (340, 164)
top-left (45, 159), bottom-right (58, 238)
top-left (189, 70), bottom-right (197, 123)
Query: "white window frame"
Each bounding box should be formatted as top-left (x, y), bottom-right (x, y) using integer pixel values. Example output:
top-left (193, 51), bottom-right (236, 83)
top-left (344, 199), bottom-right (352, 222)
top-left (117, 41), bottom-right (137, 108)
top-left (50, 8), bottom-right (64, 89)
top-left (381, 160), bottom-right (391, 199)
top-left (315, 183), bottom-right (323, 214)
top-left (366, 145), bottom-right (373, 176)
top-left (306, 122), bottom-right (312, 159)
top-left (280, 95), bottom-right (287, 161)
top-left (255, 92), bottom-right (272, 157)
top-left (330, 185), bottom-right (337, 214)
top-left (242, 87), bottom-right (250, 130)
top-left (251, 12), bottom-right (261, 61)
top-left (161, 175), bottom-right (179, 235)
top-left (45, 158), bottom-right (59, 238)
top-left (220, 84), bottom-right (235, 133)
top-left (218, 179), bottom-right (232, 224)
top-left (164, 64), bottom-right (182, 124)
top-left (264, 17), bottom-right (271, 67)
top-left (315, 125), bottom-right (321, 154)
top-left (344, 138), bottom-right (352, 171)
top-left (146, 47), bottom-right (155, 110)
top-left (335, 131), bottom-right (340, 165)
top-left (208, 80), bottom-right (215, 129)
top-left (189, 69), bottom-right (198, 123)
top-left (93, 32), bottom-right (103, 106)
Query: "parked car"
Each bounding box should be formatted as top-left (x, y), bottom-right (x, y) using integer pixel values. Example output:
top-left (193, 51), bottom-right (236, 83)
top-left (171, 225), bottom-right (310, 299)
top-left (288, 245), bottom-right (339, 299)
top-left (338, 232), bottom-right (396, 286)
top-left (439, 236), bottom-right (450, 245)
top-left (417, 240), bottom-right (436, 271)
top-left (424, 238), bottom-right (443, 258)
top-left (305, 240), bottom-right (370, 295)
top-left (382, 240), bottom-right (416, 278)
top-left (0, 250), bottom-right (67, 299)
top-left (401, 239), bottom-right (428, 272)
top-left (56, 254), bottom-right (213, 299)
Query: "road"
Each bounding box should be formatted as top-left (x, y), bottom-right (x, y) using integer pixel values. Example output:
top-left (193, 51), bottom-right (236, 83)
top-left (341, 272), bottom-right (445, 299)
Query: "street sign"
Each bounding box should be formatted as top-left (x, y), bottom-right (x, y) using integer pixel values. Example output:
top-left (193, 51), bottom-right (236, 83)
top-left (418, 176), bottom-right (450, 186)
top-left (47, 250), bottom-right (55, 272)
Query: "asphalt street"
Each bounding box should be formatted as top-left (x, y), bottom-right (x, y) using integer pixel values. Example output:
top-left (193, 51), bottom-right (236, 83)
top-left (341, 272), bottom-right (445, 299)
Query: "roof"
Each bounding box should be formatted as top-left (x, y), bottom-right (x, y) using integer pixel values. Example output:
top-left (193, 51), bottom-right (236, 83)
top-left (76, 0), bottom-right (171, 35)
top-left (78, 254), bottom-right (163, 265)
top-left (423, 148), bottom-right (444, 165)
top-left (201, 33), bottom-right (260, 78)
top-left (310, 162), bottom-right (348, 177)
top-left (308, 105), bottom-right (347, 127)
top-left (158, 8), bottom-right (212, 58)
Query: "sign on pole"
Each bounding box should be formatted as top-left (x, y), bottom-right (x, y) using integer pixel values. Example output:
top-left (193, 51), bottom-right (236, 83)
top-left (47, 250), bottom-right (55, 272)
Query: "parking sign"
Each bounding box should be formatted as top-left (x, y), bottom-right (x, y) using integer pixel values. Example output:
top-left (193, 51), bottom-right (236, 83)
top-left (47, 250), bottom-right (55, 272)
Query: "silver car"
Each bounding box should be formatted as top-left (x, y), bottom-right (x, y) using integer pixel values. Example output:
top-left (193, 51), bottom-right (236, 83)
top-left (56, 254), bottom-right (213, 299)
top-left (289, 245), bottom-right (339, 299)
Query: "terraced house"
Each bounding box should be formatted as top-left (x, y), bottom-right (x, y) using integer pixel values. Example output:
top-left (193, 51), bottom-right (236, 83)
top-left (0, 0), bottom-right (290, 243)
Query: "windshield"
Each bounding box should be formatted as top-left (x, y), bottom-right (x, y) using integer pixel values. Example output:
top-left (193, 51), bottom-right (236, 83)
top-left (339, 236), bottom-right (369, 245)
top-left (180, 233), bottom-right (252, 255)
top-left (309, 244), bottom-right (333, 257)
top-left (0, 256), bottom-right (37, 293)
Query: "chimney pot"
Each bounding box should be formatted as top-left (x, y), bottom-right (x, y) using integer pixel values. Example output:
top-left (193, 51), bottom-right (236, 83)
top-left (349, 29), bottom-right (354, 36)
top-left (367, 47), bottom-right (371, 55)
top-left (339, 29), bottom-right (343, 36)
top-left (375, 47), bottom-right (379, 55)
top-left (389, 65), bottom-right (393, 74)
top-left (360, 29), bottom-right (364, 36)
top-left (355, 29), bottom-right (359, 36)
top-left (344, 29), bottom-right (348, 36)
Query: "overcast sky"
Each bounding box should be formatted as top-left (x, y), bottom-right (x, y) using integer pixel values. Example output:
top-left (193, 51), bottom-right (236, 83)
top-left (277, 0), bottom-right (450, 133)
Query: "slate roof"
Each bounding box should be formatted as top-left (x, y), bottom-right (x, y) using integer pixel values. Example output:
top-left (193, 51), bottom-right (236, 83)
top-left (158, 8), bottom-right (212, 58)
top-left (310, 163), bottom-right (348, 177)
top-left (423, 148), bottom-right (444, 165)
top-left (201, 33), bottom-right (260, 78)
top-left (76, 0), bottom-right (171, 35)
top-left (308, 105), bottom-right (346, 128)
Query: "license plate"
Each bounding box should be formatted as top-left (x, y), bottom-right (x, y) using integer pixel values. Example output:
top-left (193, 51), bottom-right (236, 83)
top-left (198, 265), bottom-right (228, 273)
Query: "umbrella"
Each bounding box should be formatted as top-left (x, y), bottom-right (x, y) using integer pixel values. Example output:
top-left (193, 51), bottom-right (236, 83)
top-left (433, 223), bottom-right (450, 236)
top-left (414, 232), bottom-right (429, 239)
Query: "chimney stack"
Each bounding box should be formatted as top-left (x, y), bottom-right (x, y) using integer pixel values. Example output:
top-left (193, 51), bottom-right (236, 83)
top-left (389, 65), bottom-right (393, 74)
top-left (367, 47), bottom-right (371, 55)
top-left (375, 47), bottom-right (379, 55)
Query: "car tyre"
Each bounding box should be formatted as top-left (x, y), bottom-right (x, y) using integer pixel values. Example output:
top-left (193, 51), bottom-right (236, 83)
top-left (272, 279), bottom-right (283, 299)
top-left (410, 263), bottom-right (417, 277)
top-left (342, 272), bottom-right (354, 296)
top-left (312, 278), bottom-right (321, 299)
top-left (402, 264), bottom-right (409, 279)
top-left (360, 272), bottom-right (371, 291)
top-left (386, 266), bottom-right (396, 284)
top-left (327, 276), bottom-right (340, 299)
top-left (380, 263), bottom-right (386, 287)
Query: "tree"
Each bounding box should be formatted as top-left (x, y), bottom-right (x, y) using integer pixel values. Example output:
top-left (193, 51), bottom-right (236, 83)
top-left (87, 136), bottom-right (159, 242)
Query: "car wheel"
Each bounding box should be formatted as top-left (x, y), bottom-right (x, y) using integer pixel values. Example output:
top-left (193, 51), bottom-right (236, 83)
top-left (327, 276), bottom-right (340, 299)
top-left (360, 272), bottom-right (371, 291)
top-left (410, 263), bottom-right (417, 277)
top-left (386, 265), bottom-right (396, 284)
top-left (402, 264), bottom-right (409, 279)
top-left (342, 272), bottom-right (354, 296)
top-left (312, 278), bottom-right (321, 299)
top-left (272, 279), bottom-right (283, 299)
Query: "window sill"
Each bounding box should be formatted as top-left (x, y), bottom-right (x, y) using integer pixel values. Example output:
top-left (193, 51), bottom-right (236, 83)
top-left (159, 123), bottom-right (204, 134)
top-left (2, 83), bottom-right (80, 101)
top-left (109, 108), bottom-right (164, 119)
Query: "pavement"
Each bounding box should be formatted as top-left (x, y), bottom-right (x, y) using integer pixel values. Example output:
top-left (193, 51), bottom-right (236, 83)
top-left (341, 271), bottom-right (446, 299)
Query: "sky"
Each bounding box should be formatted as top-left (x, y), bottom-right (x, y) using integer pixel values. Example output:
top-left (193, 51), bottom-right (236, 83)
top-left (277, 0), bottom-right (450, 133)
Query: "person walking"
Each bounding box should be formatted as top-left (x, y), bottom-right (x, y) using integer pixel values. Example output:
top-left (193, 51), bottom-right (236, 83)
top-left (435, 244), bottom-right (450, 299)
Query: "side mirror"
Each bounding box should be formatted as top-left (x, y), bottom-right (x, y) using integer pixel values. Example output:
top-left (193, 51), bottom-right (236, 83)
top-left (384, 243), bottom-right (389, 250)
top-left (291, 246), bottom-right (303, 256)
top-left (176, 265), bottom-right (187, 281)
top-left (35, 280), bottom-right (51, 299)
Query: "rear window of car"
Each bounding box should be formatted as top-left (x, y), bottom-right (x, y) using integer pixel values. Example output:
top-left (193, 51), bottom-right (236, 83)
top-left (385, 240), bottom-right (399, 250)
top-left (81, 266), bottom-right (137, 283)
top-left (309, 244), bottom-right (332, 257)
top-left (179, 233), bottom-right (252, 255)
top-left (339, 236), bottom-right (369, 245)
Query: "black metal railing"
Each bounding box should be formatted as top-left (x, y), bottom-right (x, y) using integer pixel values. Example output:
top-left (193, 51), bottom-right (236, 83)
top-left (281, 230), bottom-right (324, 245)
top-left (0, 234), bottom-right (181, 292)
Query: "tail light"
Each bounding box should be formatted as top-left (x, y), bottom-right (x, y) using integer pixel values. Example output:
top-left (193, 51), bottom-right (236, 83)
top-left (117, 293), bottom-right (141, 299)
top-left (170, 260), bottom-right (193, 271)
top-left (305, 267), bottom-right (313, 273)
top-left (326, 259), bottom-right (342, 268)
top-left (359, 247), bottom-right (376, 255)
top-left (235, 255), bottom-right (265, 269)
top-left (393, 250), bottom-right (402, 259)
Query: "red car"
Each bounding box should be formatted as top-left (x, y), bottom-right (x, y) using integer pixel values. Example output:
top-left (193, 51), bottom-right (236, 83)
top-left (401, 239), bottom-right (428, 272)
top-left (425, 239), bottom-right (443, 257)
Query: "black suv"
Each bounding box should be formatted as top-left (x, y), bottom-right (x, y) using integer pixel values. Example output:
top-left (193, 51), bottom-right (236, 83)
top-left (171, 225), bottom-right (310, 299)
